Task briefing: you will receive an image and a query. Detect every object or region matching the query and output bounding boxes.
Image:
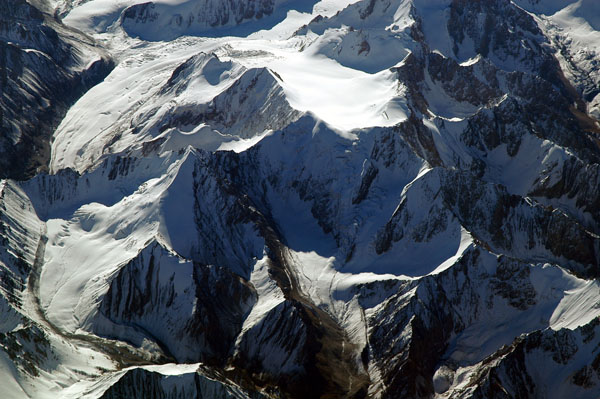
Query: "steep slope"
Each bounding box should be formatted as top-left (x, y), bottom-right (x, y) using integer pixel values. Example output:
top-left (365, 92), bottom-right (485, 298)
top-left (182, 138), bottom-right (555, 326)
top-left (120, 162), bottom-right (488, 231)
top-left (514, 0), bottom-right (600, 120)
top-left (1, 0), bottom-right (600, 397)
top-left (120, 0), bottom-right (298, 40)
top-left (97, 364), bottom-right (264, 399)
top-left (61, 0), bottom-right (316, 38)
top-left (0, 0), bottom-right (113, 179)
top-left (50, 51), bottom-right (301, 173)
top-left (0, 180), bottom-right (121, 399)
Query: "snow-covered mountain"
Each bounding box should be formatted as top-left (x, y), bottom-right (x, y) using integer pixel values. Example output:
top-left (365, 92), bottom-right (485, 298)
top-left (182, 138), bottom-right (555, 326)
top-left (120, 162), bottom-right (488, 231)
top-left (1, 0), bottom-right (600, 398)
top-left (0, 0), bottom-right (113, 179)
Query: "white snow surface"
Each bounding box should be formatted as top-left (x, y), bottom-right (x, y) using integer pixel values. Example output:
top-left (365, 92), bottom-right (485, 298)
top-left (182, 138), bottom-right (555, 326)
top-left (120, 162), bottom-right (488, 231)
top-left (5, 0), bottom-right (600, 397)
top-left (51, 0), bottom-right (411, 173)
top-left (40, 150), bottom-right (198, 332)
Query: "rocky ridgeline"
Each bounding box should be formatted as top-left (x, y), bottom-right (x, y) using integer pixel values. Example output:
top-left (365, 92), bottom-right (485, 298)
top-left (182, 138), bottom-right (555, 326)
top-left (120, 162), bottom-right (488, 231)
top-left (0, 0), bottom-right (600, 398)
top-left (0, 0), bottom-right (113, 179)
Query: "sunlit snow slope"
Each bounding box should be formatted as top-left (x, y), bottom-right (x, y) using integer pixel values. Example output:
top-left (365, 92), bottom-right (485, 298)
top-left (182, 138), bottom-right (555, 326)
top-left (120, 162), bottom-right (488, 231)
top-left (2, 0), bottom-right (600, 398)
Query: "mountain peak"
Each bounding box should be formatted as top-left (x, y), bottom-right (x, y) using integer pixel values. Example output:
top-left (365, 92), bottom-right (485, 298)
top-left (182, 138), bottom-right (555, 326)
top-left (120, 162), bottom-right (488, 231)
top-left (2, 0), bottom-right (600, 397)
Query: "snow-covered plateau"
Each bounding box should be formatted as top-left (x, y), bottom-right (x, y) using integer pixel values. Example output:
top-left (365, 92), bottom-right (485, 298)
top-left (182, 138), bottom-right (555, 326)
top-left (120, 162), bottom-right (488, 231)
top-left (1, 0), bottom-right (600, 397)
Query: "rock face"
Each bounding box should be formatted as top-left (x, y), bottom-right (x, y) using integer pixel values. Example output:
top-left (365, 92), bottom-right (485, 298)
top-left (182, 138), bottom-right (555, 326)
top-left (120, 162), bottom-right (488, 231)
top-left (98, 241), bottom-right (257, 364)
top-left (99, 366), bottom-right (263, 399)
top-left (1, 0), bottom-right (600, 398)
top-left (50, 53), bottom-right (300, 173)
top-left (121, 0), bottom-right (291, 40)
top-left (0, 181), bottom-right (46, 376)
top-left (0, 0), bottom-right (113, 179)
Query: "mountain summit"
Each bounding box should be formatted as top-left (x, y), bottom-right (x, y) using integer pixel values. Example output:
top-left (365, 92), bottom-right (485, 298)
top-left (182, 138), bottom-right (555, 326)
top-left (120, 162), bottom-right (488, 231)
top-left (1, 0), bottom-right (600, 398)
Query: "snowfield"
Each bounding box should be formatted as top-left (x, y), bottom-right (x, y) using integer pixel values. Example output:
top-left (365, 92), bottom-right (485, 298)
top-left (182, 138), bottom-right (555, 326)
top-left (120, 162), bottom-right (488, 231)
top-left (1, 0), bottom-right (600, 397)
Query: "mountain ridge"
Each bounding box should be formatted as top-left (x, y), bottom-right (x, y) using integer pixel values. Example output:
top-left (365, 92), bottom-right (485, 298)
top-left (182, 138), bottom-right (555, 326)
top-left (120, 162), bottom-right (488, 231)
top-left (0, 0), bottom-right (600, 398)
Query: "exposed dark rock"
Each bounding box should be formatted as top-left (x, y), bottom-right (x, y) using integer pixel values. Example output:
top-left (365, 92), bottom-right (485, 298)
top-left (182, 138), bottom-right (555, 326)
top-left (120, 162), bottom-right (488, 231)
top-left (0, 0), bottom-right (113, 179)
top-left (100, 366), bottom-right (263, 399)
